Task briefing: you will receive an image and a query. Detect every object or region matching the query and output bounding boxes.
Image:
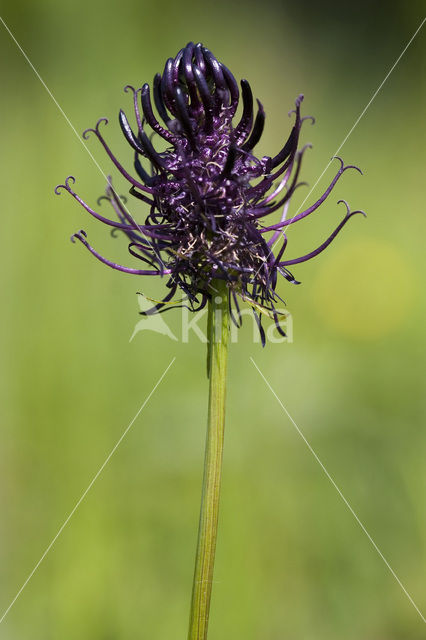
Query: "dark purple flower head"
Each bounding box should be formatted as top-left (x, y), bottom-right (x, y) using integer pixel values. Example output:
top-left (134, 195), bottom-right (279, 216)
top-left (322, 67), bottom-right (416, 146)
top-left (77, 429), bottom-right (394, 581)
top-left (56, 42), bottom-right (364, 344)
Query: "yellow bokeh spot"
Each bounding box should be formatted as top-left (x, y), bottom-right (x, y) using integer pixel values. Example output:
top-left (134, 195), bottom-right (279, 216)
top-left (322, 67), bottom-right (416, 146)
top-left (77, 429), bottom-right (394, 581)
top-left (311, 238), bottom-right (414, 339)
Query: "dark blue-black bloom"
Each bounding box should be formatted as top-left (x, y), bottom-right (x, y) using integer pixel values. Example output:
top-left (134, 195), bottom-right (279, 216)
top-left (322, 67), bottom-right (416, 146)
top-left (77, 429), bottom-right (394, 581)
top-left (56, 42), bottom-right (364, 343)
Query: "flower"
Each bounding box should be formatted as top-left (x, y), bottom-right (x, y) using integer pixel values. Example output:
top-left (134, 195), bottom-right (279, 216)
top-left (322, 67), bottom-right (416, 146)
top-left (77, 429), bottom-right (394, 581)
top-left (56, 42), bottom-right (364, 344)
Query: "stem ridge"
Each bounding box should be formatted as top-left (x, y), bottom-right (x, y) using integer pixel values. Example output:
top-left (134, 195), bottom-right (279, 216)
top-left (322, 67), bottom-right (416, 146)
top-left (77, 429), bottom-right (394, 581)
top-left (188, 280), bottom-right (229, 640)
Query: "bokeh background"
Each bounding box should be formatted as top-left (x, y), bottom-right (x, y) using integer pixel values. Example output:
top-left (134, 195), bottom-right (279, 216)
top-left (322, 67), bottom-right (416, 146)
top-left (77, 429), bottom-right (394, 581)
top-left (1, 1), bottom-right (425, 638)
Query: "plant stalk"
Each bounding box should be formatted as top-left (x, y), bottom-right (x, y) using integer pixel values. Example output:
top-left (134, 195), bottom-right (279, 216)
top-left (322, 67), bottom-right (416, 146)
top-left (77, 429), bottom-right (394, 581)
top-left (188, 279), bottom-right (229, 640)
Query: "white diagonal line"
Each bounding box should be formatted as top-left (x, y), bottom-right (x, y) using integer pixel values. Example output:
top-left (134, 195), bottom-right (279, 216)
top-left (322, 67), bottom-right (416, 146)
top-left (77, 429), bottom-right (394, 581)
top-left (0, 16), bottom-right (107, 179)
top-left (286, 16), bottom-right (426, 230)
top-left (259, 16), bottom-right (426, 266)
top-left (250, 356), bottom-right (426, 625)
top-left (0, 357), bottom-right (176, 625)
top-left (0, 15), bottom-right (165, 268)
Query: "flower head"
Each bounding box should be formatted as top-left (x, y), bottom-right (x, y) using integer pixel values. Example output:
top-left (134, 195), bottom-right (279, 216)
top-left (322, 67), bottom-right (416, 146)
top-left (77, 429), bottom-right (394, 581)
top-left (56, 42), bottom-right (364, 343)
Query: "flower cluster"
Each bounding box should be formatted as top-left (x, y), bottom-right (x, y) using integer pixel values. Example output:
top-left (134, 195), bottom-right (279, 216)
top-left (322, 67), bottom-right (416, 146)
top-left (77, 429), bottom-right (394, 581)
top-left (56, 42), bottom-right (364, 343)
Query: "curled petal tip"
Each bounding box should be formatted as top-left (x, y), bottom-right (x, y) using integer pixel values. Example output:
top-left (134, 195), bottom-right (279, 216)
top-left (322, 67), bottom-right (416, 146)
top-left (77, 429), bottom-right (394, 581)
top-left (97, 194), bottom-right (110, 206)
top-left (352, 209), bottom-right (367, 218)
top-left (295, 143), bottom-right (312, 162)
top-left (71, 229), bottom-right (87, 244)
top-left (54, 175), bottom-right (75, 195)
top-left (332, 155), bottom-right (345, 169)
top-left (83, 117), bottom-right (108, 140)
top-left (335, 157), bottom-right (363, 175)
top-left (337, 199), bottom-right (365, 219)
top-left (288, 95), bottom-right (304, 116)
top-left (96, 117), bottom-right (109, 128)
top-left (345, 163), bottom-right (363, 175)
top-left (58, 44), bottom-right (364, 344)
top-left (82, 128), bottom-right (94, 140)
top-left (337, 198), bottom-right (351, 214)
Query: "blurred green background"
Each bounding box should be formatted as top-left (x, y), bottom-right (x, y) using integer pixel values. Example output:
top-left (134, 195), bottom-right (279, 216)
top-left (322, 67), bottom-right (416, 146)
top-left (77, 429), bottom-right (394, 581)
top-left (0, 1), bottom-right (425, 638)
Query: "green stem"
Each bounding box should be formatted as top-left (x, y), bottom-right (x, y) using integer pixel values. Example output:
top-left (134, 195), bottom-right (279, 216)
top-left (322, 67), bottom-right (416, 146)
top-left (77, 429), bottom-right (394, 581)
top-left (188, 279), bottom-right (229, 640)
